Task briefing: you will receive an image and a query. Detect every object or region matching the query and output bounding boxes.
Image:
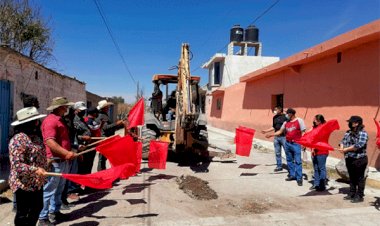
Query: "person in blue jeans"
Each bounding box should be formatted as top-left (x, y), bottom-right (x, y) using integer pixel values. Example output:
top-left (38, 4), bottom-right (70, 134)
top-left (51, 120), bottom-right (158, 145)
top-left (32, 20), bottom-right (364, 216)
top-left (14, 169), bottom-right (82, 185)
top-left (267, 108), bottom-right (306, 186)
top-left (262, 106), bottom-right (287, 172)
top-left (309, 114), bottom-right (328, 191)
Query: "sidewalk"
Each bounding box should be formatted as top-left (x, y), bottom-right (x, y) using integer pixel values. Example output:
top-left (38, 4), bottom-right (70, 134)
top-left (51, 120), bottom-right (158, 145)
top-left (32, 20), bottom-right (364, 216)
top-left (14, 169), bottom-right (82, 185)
top-left (207, 125), bottom-right (380, 188)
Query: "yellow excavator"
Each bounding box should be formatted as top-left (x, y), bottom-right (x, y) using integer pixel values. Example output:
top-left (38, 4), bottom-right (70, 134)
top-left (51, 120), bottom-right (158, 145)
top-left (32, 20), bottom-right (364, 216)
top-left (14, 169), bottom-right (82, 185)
top-left (141, 43), bottom-right (208, 158)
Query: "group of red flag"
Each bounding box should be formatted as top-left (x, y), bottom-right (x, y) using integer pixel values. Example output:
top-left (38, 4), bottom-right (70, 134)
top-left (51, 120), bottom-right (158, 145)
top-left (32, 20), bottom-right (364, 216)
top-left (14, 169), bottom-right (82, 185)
top-left (61, 98), bottom-right (169, 189)
top-left (235, 118), bottom-right (380, 158)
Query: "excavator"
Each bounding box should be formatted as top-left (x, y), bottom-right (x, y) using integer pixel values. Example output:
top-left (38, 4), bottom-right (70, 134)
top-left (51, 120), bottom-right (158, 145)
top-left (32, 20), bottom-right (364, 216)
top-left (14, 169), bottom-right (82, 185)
top-left (140, 43), bottom-right (208, 158)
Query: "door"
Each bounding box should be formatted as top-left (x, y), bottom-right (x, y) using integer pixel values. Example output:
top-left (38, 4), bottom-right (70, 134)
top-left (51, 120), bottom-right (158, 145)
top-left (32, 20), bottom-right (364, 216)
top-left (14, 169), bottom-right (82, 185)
top-left (0, 80), bottom-right (12, 156)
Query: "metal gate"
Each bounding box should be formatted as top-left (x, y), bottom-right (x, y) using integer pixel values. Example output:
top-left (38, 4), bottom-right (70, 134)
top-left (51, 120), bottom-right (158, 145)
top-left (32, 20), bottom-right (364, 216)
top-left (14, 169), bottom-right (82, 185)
top-left (0, 80), bottom-right (12, 156)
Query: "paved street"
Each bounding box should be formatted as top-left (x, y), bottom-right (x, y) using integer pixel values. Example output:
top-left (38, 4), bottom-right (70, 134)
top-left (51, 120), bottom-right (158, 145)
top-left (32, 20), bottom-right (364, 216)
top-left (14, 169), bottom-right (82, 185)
top-left (1, 127), bottom-right (380, 225)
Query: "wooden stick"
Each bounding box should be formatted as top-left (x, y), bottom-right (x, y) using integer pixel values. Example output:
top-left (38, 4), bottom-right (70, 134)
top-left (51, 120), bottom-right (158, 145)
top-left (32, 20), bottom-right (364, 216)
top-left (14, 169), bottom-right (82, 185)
top-left (85, 134), bottom-right (119, 148)
top-left (45, 172), bottom-right (62, 177)
top-left (76, 147), bottom-right (96, 156)
top-left (78, 135), bottom-right (106, 140)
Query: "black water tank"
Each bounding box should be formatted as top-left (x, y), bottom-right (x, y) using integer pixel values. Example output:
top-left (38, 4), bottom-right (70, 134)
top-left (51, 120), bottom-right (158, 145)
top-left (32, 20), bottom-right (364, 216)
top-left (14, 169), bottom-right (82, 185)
top-left (230, 25), bottom-right (244, 42)
top-left (245, 25), bottom-right (259, 43)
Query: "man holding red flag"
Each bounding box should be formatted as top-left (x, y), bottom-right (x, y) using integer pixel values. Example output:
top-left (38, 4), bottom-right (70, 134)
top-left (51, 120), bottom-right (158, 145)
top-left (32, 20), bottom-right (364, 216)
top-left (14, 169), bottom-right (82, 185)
top-left (266, 108), bottom-right (306, 186)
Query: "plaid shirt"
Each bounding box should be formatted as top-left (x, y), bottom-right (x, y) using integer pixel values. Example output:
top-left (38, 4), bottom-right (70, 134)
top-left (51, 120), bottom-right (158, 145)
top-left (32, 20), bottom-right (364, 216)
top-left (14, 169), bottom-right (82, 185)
top-left (340, 130), bottom-right (368, 159)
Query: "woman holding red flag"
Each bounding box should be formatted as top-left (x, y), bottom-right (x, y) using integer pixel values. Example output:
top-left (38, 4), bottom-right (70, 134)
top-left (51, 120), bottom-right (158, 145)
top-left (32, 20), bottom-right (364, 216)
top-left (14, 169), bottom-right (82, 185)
top-left (338, 116), bottom-right (368, 203)
top-left (309, 114), bottom-right (328, 191)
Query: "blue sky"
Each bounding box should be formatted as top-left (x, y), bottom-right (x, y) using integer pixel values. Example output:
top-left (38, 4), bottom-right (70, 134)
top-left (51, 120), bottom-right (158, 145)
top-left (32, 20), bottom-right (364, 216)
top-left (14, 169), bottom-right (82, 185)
top-left (34, 0), bottom-right (380, 103)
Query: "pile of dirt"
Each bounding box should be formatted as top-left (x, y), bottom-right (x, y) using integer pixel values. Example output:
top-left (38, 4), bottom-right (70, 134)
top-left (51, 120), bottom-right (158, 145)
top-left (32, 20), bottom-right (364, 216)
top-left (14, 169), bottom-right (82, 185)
top-left (177, 175), bottom-right (218, 200)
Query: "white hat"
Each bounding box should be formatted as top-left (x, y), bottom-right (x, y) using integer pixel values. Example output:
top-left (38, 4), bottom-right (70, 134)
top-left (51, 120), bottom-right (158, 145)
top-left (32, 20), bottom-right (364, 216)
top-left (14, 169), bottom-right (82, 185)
top-left (46, 97), bottom-right (74, 111)
top-left (73, 101), bottom-right (87, 111)
top-left (97, 100), bottom-right (114, 110)
top-left (11, 107), bottom-right (46, 126)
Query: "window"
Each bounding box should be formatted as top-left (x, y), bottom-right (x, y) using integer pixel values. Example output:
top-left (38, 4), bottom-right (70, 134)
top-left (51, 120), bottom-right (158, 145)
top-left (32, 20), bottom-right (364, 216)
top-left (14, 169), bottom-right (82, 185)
top-left (337, 52), bottom-right (342, 63)
top-left (35, 71), bottom-right (39, 80)
top-left (214, 62), bottom-right (221, 85)
top-left (216, 98), bottom-right (222, 110)
top-left (271, 94), bottom-right (283, 110)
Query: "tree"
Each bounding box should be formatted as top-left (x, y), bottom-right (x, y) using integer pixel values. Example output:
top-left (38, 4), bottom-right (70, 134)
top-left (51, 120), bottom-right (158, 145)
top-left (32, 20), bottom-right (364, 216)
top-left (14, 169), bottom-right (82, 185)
top-left (135, 81), bottom-right (144, 101)
top-left (0, 0), bottom-right (53, 64)
top-left (111, 96), bottom-right (125, 104)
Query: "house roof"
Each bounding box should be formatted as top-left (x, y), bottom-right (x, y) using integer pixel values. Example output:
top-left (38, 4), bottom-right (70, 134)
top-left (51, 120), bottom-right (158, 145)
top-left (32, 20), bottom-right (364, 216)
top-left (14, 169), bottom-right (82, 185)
top-left (202, 53), bottom-right (226, 68)
top-left (0, 45), bottom-right (85, 84)
top-left (240, 19), bottom-right (380, 83)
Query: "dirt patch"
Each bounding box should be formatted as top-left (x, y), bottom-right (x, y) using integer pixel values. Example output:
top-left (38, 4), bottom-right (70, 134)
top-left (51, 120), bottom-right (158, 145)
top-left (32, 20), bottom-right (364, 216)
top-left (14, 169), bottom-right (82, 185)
top-left (176, 175), bottom-right (218, 200)
top-left (227, 197), bottom-right (276, 214)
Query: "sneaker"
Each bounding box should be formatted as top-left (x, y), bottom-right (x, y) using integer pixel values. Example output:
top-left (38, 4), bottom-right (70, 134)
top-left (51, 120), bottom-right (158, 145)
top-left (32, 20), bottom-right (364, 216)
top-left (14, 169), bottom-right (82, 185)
top-left (343, 194), bottom-right (355, 200)
top-left (351, 196), bottom-right (364, 203)
top-left (285, 177), bottom-right (296, 181)
top-left (38, 219), bottom-right (54, 226)
top-left (309, 185), bottom-right (317, 190)
top-left (297, 180), bottom-right (303, 186)
top-left (67, 193), bottom-right (80, 201)
top-left (316, 186), bottom-right (326, 192)
top-left (49, 212), bottom-right (69, 224)
top-left (274, 167), bottom-right (283, 172)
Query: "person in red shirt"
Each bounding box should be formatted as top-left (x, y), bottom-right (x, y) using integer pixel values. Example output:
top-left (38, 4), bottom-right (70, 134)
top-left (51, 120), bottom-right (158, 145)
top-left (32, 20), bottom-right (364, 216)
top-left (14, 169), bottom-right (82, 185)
top-left (309, 114), bottom-right (328, 191)
top-left (38, 97), bottom-right (77, 226)
top-left (266, 108), bottom-right (306, 186)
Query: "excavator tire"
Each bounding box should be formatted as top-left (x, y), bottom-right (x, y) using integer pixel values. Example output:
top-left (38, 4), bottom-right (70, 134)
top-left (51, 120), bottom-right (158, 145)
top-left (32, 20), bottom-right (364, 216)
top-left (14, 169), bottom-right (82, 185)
top-left (141, 126), bottom-right (157, 159)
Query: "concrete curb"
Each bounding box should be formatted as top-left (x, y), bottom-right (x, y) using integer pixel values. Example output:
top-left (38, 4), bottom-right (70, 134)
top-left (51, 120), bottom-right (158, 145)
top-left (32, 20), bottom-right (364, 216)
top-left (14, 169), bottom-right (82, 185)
top-left (207, 125), bottom-right (380, 184)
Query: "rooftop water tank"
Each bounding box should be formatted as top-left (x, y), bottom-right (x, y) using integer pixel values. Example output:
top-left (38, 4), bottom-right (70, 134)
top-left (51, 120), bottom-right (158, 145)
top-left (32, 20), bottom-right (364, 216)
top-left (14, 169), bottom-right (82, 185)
top-left (230, 25), bottom-right (244, 42)
top-left (245, 25), bottom-right (259, 43)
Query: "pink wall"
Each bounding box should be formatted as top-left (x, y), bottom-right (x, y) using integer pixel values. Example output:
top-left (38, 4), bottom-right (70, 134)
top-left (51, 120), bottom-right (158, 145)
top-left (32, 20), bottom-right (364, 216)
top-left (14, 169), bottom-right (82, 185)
top-left (207, 39), bottom-right (380, 168)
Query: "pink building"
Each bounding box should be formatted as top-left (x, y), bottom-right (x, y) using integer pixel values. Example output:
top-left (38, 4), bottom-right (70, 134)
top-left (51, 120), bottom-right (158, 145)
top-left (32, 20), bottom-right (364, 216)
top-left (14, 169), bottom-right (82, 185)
top-left (206, 20), bottom-right (380, 168)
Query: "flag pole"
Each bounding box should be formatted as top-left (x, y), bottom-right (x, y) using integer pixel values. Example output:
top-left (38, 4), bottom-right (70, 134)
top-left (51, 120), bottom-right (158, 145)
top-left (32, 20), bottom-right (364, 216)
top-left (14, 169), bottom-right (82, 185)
top-left (45, 172), bottom-right (62, 177)
top-left (76, 147), bottom-right (96, 157)
top-left (84, 134), bottom-right (119, 148)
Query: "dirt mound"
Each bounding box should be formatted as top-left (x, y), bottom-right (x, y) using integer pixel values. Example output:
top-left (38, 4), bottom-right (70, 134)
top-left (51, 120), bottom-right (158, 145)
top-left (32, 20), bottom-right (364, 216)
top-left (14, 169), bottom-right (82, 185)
top-left (177, 175), bottom-right (218, 200)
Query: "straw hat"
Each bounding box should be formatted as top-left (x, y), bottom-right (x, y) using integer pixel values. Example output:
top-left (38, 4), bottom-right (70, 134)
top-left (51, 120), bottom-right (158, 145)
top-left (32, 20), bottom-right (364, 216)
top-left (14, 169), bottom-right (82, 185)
top-left (46, 97), bottom-right (74, 111)
top-left (97, 100), bottom-right (114, 110)
top-left (11, 107), bottom-right (46, 126)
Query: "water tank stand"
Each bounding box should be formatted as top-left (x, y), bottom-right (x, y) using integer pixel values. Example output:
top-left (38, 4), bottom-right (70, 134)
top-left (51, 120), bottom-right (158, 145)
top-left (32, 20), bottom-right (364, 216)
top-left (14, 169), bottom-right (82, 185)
top-left (227, 42), bottom-right (262, 56)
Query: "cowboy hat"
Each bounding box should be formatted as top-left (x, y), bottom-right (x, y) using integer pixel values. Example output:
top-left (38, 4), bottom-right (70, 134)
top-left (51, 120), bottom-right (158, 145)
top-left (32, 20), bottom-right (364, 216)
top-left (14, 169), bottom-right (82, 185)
top-left (11, 107), bottom-right (46, 126)
top-left (97, 100), bottom-right (114, 110)
top-left (46, 97), bottom-right (74, 111)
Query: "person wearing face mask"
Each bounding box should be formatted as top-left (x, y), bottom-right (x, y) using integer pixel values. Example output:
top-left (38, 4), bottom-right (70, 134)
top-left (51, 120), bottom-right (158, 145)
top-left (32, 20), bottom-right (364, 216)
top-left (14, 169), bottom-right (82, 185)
top-left (266, 108), bottom-right (306, 186)
top-left (262, 106), bottom-right (288, 172)
top-left (309, 114), bottom-right (328, 191)
top-left (38, 97), bottom-right (78, 226)
top-left (338, 116), bottom-right (368, 203)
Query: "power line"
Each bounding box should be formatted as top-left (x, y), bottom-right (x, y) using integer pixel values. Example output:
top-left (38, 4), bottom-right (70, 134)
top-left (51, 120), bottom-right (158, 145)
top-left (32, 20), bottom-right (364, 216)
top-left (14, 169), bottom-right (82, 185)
top-left (249, 0), bottom-right (281, 25)
top-left (93, 0), bottom-right (137, 85)
top-left (191, 0), bottom-right (281, 74)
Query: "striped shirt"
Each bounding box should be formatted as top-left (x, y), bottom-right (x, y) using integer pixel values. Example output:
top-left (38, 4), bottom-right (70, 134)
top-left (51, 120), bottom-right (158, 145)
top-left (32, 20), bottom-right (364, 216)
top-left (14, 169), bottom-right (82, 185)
top-left (340, 130), bottom-right (368, 159)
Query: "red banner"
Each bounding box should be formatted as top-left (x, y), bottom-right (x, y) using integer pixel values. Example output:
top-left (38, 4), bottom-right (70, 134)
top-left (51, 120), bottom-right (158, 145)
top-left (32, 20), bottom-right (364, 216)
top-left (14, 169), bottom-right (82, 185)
top-left (128, 98), bottom-right (144, 129)
top-left (235, 126), bottom-right (255, 157)
top-left (148, 141), bottom-right (169, 169)
top-left (62, 163), bottom-right (135, 189)
top-left (296, 120), bottom-right (340, 151)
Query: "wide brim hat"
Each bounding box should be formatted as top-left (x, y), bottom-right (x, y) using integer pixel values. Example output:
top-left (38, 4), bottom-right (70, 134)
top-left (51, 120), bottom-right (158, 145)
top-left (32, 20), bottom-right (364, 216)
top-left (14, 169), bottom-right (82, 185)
top-left (97, 100), bottom-right (114, 110)
top-left (347, 115), bottom-right (363, 123)
top-left (11, 107), bottom-right (46, 126)
top-left (47, 97), bottom-right (74, 111)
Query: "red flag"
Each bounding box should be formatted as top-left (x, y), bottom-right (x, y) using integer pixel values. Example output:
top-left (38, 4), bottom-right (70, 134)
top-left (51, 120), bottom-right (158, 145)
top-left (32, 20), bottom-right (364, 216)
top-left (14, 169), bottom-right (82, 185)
top-left (128, 98), bottom-right (144, 129)
top-left (374, 119), bottom-right (380, 148)
top-left (148, 141), bottom-right (169, 169)
top-left (235, 126), bottom-right (255, 157)
top-left (96, 136), bottom-right (139, 170)
top-left (62, 163), bottom-right (136, 189)
top-left (296, 120), bottom-right (340, 151)
top-left (97, 135), bottom-right (122, 147)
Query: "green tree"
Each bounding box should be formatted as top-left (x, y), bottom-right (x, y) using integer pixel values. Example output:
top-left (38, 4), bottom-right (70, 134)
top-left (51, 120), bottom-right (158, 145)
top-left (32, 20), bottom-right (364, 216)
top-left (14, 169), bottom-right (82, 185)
top-left (0, 0), bottom-right (53, 64)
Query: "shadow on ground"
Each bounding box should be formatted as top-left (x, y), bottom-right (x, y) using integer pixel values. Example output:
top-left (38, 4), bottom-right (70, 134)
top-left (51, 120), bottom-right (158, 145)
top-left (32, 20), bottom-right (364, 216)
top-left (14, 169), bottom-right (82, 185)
top-left (370, 197), bottom-right (380, 211)
top-left (146, 174), bottom-right (176, 182)
top-left (69, 221), bottom-right (99, 226)
top-left (74, 191), bottom-right (110, 205)
top-left (125, 213), bottom-right (159, 218)
top-left (122, 183), bottom-right (153, 194)
top-left (66, 199), bottom-right (117, 221)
